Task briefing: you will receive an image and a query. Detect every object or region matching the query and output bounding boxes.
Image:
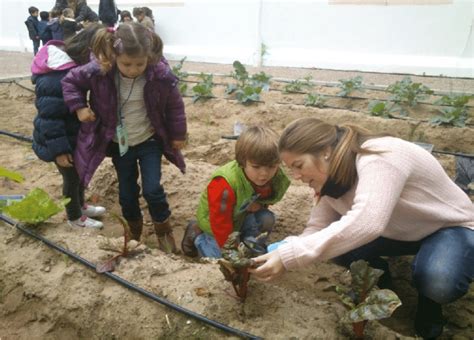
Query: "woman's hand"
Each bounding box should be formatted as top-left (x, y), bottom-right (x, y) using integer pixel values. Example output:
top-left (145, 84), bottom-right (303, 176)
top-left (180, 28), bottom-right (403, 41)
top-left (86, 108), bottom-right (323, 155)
top-left (55, 153), bottom-right (74, 167)
top-left (248, 251), bottom-right (286, 282)
top-left (76, 107), bottom-right (96, 122)
top-left (171, 140), bottom-right (186, 150)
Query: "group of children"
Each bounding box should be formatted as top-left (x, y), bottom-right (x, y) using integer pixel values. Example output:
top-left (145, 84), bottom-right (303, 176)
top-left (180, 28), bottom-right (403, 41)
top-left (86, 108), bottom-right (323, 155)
top-left (30, 18), bottom-right (473, 339)
top-left (25, 1), bottom-right (155, 55)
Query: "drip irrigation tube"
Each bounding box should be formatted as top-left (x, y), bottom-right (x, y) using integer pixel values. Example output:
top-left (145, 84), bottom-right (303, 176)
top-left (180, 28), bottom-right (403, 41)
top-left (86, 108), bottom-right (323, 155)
top-left (0, 130), bottom-right (33, 143)
top-left (0, 214), bottom-right (262, 340)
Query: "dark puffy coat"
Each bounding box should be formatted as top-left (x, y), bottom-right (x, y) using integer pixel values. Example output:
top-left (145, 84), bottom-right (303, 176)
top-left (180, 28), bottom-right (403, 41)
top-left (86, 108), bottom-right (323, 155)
top-left (25, 15), bottom-right (39, 40)
top-left (32, 70), bottom-right (81, 162)
top-left (99, 0), bottom-right (118, 26)
top-left (42, 19), bottom-right (64, 41)
top-left (61, 58), bottom-right (187, 186)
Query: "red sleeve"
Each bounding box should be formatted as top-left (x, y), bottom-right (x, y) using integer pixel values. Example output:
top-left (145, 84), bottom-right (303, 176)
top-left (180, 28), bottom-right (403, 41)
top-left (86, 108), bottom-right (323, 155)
top-left (207, 177), bottom-right (236, 247)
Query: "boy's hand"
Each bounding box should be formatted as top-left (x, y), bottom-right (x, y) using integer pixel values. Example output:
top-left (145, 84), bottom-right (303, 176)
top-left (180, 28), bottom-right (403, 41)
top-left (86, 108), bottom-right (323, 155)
top-left (171, 140), bottom-right (186, 150)
top-left (55, 153), bottom-right (74, 167)
top-left (76, 107), bottom-right (96, 122)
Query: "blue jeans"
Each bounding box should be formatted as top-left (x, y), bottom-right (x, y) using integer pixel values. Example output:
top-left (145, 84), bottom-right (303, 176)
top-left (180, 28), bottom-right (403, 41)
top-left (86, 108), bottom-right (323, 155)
top-left (111, 138), bottom-right (170, 222)
top-left (333, 226), bottom-right (474, 305)
top-left (194, 208), bottom-right (276, 258)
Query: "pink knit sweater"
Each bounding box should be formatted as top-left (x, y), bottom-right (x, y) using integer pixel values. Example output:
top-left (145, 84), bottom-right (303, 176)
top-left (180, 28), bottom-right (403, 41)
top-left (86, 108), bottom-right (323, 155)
top-left (278, 137), bottom-right (474, 270)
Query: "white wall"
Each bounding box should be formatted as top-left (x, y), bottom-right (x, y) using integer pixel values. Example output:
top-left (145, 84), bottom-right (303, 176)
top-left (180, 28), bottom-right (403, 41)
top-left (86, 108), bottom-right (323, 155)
top-left (2, 0), bottom-right (473, 77)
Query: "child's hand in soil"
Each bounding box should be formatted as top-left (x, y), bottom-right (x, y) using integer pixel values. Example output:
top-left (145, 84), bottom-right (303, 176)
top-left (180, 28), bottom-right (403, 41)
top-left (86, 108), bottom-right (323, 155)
top-left (76, 107), bottom-right (96, 122)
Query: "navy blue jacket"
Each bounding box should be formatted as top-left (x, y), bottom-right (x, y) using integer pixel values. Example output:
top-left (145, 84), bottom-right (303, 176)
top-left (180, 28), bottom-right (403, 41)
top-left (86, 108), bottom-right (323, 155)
top-left (32, 70), bottom-right (80, 162)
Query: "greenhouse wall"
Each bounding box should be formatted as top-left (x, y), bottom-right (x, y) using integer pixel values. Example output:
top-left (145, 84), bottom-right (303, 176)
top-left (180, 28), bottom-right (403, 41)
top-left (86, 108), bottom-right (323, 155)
top-left (1, 0), bottom-right (472, 77)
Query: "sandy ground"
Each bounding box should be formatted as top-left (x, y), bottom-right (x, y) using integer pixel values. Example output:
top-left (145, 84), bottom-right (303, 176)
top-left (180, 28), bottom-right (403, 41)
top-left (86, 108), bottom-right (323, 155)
top-left (0, 50), bottom-right (473, 340)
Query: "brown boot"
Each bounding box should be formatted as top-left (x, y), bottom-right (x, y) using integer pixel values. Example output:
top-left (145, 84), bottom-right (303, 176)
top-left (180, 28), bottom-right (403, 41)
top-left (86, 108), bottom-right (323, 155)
top-left (153, 219), bottom-right (178, 254)
top-left (126, 218), bottom-right (143, 241)
top-left (181, 220), bottom-right (202, 257)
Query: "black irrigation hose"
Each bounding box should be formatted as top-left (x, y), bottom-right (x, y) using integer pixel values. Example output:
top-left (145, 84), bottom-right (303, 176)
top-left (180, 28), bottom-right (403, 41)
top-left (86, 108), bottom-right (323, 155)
top-left (0, 130), bottom-right (33, 143)
top-left (0, 214), bottom-right (262, 340)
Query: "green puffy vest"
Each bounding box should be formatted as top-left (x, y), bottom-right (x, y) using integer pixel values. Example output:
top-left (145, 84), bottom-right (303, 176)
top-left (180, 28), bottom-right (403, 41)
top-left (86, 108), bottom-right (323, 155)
top-left (196, 160), bottom-right (290, 235)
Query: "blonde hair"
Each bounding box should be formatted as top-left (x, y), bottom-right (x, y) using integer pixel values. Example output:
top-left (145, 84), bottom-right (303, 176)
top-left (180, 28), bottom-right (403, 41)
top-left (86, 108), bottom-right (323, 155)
top-left (235, 126), bottom-right (281, 167)
top-left (279, 118), bottom-right (386, 190)
top-left (62, 8), bottom-right (74, 19)
top-left (91, 22), bottom-right (163, 73)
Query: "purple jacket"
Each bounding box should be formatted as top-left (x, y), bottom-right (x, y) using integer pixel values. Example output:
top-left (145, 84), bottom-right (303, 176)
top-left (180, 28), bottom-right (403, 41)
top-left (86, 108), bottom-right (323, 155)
top-left (61, 58), bottom-right (187, 186)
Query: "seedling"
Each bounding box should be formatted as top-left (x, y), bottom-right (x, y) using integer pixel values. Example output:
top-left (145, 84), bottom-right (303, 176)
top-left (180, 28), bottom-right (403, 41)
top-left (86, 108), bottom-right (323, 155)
top-left (387, 77), bottom-right (433, 107)
top-left (1, 188), bottom-right (70, 225)
top-left (96, 213), bottom-right (144, 273)
top-left (283, 75), bottom-right (314, 93)
top-left (434, 93), bottom-right (473, 108)
top-left (336, 260), bottom-right (401, 339)
top-left (367, 100), bottom-right (402, 118)
top-left (226, 60), bottom-right (270, 104)
top-left (260, 42), bottom-right (269, 61)
top-left (305, 93), bottom-right (327, 108)
top-left (171, 57), bottom-right (189, 95)
top-left (191, 73), bottom-right (215, 103)
top-left (218, 231), bottom-right (267, 301)
top-left (430, 106), bottom-right (468, 127)
top-left (337, 76), bottom-right (363, 97)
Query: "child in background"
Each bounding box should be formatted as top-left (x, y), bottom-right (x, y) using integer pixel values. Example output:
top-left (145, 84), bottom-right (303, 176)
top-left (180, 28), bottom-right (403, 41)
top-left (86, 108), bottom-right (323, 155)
top-left (25, 6), bottom-right (40, 55)
top-left (61, 8), bottom-right (81, 41)
top-left (132, 7), bottom-right (154, 30)
top-left (182, 126), bottom-right (290, 258)
top-left (119, 10), bottom-right (132, 23)
top-left (43, 7), bottom-right (64, 41)
top-left (38, 11), bottom-right (50, 46)
top-left (61, 22), bottom-right (187, 253)
top-left (32, 24), bottom-right (106, 229)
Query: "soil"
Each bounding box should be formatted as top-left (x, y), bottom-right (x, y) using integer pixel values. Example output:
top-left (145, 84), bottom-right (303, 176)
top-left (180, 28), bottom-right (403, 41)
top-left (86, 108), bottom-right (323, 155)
top-left (0, 51), bottom-right (473, 340)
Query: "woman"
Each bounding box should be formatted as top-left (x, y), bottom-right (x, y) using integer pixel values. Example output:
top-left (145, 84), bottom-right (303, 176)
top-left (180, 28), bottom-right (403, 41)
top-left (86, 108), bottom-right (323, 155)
top-left (249, 117), bottom-right (474, 339)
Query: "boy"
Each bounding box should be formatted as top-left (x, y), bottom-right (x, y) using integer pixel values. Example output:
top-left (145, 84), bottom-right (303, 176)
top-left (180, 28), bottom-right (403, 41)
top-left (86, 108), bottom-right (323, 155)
top-left (38, 11), bottom-right (50, 46)
top-left (25, 6), bottom-right (40, 55)
top-left (182, 126), bottom-right (290, 257)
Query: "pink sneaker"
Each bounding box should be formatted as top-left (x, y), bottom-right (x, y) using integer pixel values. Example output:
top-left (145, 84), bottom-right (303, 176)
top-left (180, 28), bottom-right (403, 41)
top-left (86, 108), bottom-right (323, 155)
top-left (68, 215), bottom-right (103, 229)
top-left (81, 204), bottom-right (106, 218)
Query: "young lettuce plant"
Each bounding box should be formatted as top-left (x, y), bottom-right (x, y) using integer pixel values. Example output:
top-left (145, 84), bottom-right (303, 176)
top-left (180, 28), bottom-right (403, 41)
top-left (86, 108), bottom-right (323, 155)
top-left (0, 166), bottom-right (24, 183)
top-left (367, 100), bottom-right (402, 118)
top-left (192, 73), bottom-right (215, 103)
top-left (226, 60), bottom-right (270, 105)
top-left (387, 77), bottom-right (434, 107)
top-left (283, 75), bottom-right (314, 93)
top-left (305, 93), bottom-right (327, 108)
top-left (336, 260), bottom-right (401, 339)
top-left (2, 188), bottom-right (70, 225)
top-left (430, 106), bottom-right (468, 127)
top-left (337, 76), bottom-right (363, 97)
top-left (171, 57), bottom-right (189, 95)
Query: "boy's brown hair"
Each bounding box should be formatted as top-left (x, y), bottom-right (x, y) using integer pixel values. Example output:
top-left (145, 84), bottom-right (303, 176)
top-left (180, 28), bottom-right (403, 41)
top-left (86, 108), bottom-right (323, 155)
top-left (235, 126), bottom-right (280, 167)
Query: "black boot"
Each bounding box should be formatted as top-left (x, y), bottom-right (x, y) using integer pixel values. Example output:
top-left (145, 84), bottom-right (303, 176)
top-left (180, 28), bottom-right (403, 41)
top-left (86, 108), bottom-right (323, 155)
top-left (415, 294), bottom-right (446, 339)
top-left (181, 220), bottom-right (201, 257)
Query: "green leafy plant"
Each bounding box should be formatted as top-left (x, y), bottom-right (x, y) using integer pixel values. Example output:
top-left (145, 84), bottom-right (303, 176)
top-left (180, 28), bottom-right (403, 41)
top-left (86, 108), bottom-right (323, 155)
top-left (2, 188), bottom-right (70, 225)
top-left (192, 73), bottom-right (215, 103)
top-left (387, 77), bottom-right (434, 107)
top-left (304, 93), bottom-right (328, 108)
top-left (434, 93), bottom-right (473, 108)
top-left (430, 107), bottom-right (468, 127)
top-left (283, 75), bottom-right (314, 93)
top-left (0, 167), bottom-right (24, 183)
top-left (367, 100), bottom-right (402, 118)
top-left (337, 76), bottom-right (363, 97)
top-left (226, 61), bottom-right (271, 104)
top-left (171, 57), bottom-right (189, 95)
top-left (336, 260), bottom-right (402, 339)
top-left (260, 42), bottom-right (269, 61)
